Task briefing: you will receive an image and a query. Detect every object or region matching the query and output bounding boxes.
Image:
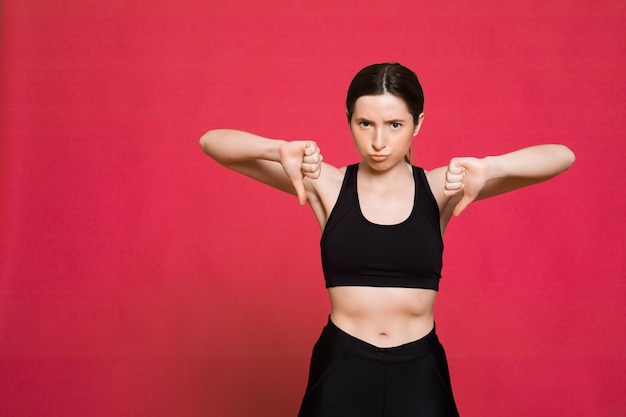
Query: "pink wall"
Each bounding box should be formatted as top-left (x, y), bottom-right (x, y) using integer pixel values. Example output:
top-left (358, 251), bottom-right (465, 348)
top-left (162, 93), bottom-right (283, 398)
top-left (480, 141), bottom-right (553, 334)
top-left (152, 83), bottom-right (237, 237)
top-left (1, 1), bottom-right (624, 416)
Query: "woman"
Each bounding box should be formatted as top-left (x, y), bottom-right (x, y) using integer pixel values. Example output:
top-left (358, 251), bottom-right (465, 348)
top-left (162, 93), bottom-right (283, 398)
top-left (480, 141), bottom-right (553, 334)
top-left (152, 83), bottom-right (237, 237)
top-left (199, 63), bottom-right (575, 417)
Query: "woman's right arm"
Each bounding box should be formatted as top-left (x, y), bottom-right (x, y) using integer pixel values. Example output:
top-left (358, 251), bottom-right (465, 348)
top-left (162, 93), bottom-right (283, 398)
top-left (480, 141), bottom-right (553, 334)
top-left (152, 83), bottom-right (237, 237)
top-left (199, 129), bottom-right (323, 205)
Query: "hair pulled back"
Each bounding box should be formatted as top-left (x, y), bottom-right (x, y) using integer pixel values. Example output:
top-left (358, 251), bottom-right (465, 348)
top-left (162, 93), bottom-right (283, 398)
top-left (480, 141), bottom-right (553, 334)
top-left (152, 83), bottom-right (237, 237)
top-left (346, 63), bottom-right (424, 124)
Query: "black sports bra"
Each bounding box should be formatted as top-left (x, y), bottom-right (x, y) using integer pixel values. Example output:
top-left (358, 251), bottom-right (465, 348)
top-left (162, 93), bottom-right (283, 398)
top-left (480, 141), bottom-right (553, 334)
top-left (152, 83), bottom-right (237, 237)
top-left (320, 164), bottom-right (443, 290)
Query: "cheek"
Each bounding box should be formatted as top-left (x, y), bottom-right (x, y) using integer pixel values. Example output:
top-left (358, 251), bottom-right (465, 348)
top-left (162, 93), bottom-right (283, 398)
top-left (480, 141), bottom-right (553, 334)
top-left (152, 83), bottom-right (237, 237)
top-left (394, 134), bottom-right (415, 152)
top-left (350, 129), bottom-right (366, 144)
top-left (351, 132), bottom-right (371, 154)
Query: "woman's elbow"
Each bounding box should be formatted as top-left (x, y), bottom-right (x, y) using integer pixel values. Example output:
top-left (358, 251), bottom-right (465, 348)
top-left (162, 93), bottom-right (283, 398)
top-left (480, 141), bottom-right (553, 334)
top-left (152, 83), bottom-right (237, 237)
top-left (559, 145), bottom-right (576, 170)
top-left (199, 130), bottom-right (217, 155)
top-left (199, 129), bottom-right (231, 160)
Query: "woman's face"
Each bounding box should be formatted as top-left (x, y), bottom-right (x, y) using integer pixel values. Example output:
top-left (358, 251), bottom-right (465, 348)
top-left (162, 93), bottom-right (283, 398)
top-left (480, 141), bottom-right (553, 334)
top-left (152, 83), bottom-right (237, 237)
top-left (349, 93), bottom-right (423, 171)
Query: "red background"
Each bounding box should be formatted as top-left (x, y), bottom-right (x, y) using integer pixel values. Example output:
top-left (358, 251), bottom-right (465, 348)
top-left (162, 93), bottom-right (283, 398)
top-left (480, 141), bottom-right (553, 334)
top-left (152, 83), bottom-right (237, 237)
top-left (1, 1), bottom-right (625, 416)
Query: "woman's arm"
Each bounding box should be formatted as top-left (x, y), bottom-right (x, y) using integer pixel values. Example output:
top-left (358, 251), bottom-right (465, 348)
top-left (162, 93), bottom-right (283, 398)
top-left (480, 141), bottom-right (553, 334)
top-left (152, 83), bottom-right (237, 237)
top-left (199, 129), bottom-right (322, 205)
top-left (439, 144), bottom-right (576, 217)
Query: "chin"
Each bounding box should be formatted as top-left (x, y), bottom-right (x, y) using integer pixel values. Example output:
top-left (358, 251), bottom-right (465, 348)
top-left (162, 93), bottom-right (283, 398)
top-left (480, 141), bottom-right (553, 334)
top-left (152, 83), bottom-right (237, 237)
top-left (364, 159), bottom-right (395, 172)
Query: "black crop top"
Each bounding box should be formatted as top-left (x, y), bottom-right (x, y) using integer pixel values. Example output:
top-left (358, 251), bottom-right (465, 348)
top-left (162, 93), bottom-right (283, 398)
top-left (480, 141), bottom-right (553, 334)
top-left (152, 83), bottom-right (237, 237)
top-left (320, 164), bottom-right (443, 290)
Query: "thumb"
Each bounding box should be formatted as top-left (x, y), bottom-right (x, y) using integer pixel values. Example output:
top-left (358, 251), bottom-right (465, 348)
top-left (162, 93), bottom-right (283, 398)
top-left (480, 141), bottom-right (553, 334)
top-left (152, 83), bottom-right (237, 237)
top-left (452, 193), bottom-right (472, 217)
top-left (290, 176), bottom-right (307, 206)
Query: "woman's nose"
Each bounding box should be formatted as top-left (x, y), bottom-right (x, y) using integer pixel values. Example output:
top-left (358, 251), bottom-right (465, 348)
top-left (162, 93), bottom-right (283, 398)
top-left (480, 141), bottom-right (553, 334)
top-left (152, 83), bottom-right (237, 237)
top-left (372, 130), bottom-right (385, 151)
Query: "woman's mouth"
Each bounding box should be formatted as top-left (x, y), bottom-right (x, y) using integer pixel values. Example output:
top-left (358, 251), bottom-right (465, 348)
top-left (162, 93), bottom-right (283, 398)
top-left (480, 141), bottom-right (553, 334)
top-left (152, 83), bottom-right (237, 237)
top-left (370, 154), bottom-right (389, 161)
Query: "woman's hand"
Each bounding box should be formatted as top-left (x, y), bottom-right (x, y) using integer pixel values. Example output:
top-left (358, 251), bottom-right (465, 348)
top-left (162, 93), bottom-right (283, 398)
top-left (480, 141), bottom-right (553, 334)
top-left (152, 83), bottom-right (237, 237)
top-left (443, 145), bottom-right (575, 217)
top-left (444, 157), bottom-right (490, 216)
top-left (279, 141), bottom-right (323, 205)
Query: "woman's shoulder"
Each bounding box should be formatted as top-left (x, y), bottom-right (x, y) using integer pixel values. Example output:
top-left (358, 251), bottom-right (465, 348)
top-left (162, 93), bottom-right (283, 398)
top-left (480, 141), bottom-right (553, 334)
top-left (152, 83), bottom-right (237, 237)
top-left (304, 162), bottom-right (350, 230)
top-left (423, 165), bottom-right (462, 229)
top-left (314, 162), bottom-right (349, 183)
top-left (305, 162), bottom-right (349, 198)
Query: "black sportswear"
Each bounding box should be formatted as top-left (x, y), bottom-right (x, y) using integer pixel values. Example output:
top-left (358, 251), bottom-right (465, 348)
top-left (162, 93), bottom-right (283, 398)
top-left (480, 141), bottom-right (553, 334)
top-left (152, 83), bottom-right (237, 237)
top-left (297, 318), bottom-right (460, 417)
top-left (320, 163), bottom-right (443, 290)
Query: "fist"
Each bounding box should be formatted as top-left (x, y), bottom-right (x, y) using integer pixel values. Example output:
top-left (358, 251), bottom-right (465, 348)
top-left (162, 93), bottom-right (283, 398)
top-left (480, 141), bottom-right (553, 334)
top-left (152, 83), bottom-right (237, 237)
top-left (302, 142), bottom-right (323, 179)
top-left (279, 140), bottom-right (323, 205)
top-left (443, 157), bottom-right (488, 216)
top-left (444, 158), bottom-right (466, 197)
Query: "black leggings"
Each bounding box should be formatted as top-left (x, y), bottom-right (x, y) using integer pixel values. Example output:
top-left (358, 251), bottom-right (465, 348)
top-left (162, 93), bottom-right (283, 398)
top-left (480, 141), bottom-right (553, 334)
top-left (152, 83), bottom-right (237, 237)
top-left (298, 319), bottom-right (460, 417)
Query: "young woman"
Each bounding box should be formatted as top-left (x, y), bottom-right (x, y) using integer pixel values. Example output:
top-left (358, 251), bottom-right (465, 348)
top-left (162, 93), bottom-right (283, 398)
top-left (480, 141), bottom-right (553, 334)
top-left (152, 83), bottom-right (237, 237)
top-left (199, 63), bottom-right (575, 417)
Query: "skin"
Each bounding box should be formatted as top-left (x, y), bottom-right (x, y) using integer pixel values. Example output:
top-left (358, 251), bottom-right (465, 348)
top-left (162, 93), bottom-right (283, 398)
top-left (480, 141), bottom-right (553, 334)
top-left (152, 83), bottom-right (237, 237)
top-left (199, 92), bottom-right (575, 348)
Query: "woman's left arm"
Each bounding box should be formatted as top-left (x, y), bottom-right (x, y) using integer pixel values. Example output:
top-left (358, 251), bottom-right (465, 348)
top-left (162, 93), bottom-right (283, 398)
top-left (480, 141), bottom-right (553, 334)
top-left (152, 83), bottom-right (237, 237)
top-left (443, 144), bottom-right (576, 216)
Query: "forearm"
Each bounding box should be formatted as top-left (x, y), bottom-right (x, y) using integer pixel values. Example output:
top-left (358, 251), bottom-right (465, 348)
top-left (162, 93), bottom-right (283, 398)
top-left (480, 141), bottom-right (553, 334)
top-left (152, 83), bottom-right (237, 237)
top-left (199, 129), bottom-right (287, 165)
top-left (486, 144), bottom-right (575, 181)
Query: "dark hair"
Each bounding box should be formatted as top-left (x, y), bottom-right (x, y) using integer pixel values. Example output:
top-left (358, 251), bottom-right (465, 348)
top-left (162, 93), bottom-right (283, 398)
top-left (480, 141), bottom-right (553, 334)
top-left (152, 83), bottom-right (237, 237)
top-left (346, 63), bottom-right (424, 124)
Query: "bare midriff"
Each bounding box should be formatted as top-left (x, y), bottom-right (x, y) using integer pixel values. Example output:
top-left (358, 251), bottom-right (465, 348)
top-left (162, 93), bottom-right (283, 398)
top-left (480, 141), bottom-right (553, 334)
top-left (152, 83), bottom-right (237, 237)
top-left (328, 286), bottom-right (437, 348)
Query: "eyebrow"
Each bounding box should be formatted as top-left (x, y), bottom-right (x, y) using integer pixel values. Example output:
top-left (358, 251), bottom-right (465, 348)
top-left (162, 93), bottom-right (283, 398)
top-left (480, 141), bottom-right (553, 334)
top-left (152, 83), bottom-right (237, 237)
top-left (354, 117), bottom-right (408, 123)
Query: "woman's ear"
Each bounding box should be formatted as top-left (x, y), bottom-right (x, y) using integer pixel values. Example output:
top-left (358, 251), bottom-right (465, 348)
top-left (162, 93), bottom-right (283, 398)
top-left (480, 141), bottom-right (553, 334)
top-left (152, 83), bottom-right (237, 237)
top-left (413, 113), bottom-right (425, 136)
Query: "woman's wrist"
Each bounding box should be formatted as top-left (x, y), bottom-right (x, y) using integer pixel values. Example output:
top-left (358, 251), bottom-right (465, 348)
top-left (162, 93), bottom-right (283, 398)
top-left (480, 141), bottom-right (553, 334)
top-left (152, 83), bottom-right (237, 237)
top-left (483, 155), bottom-right (503, 180)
